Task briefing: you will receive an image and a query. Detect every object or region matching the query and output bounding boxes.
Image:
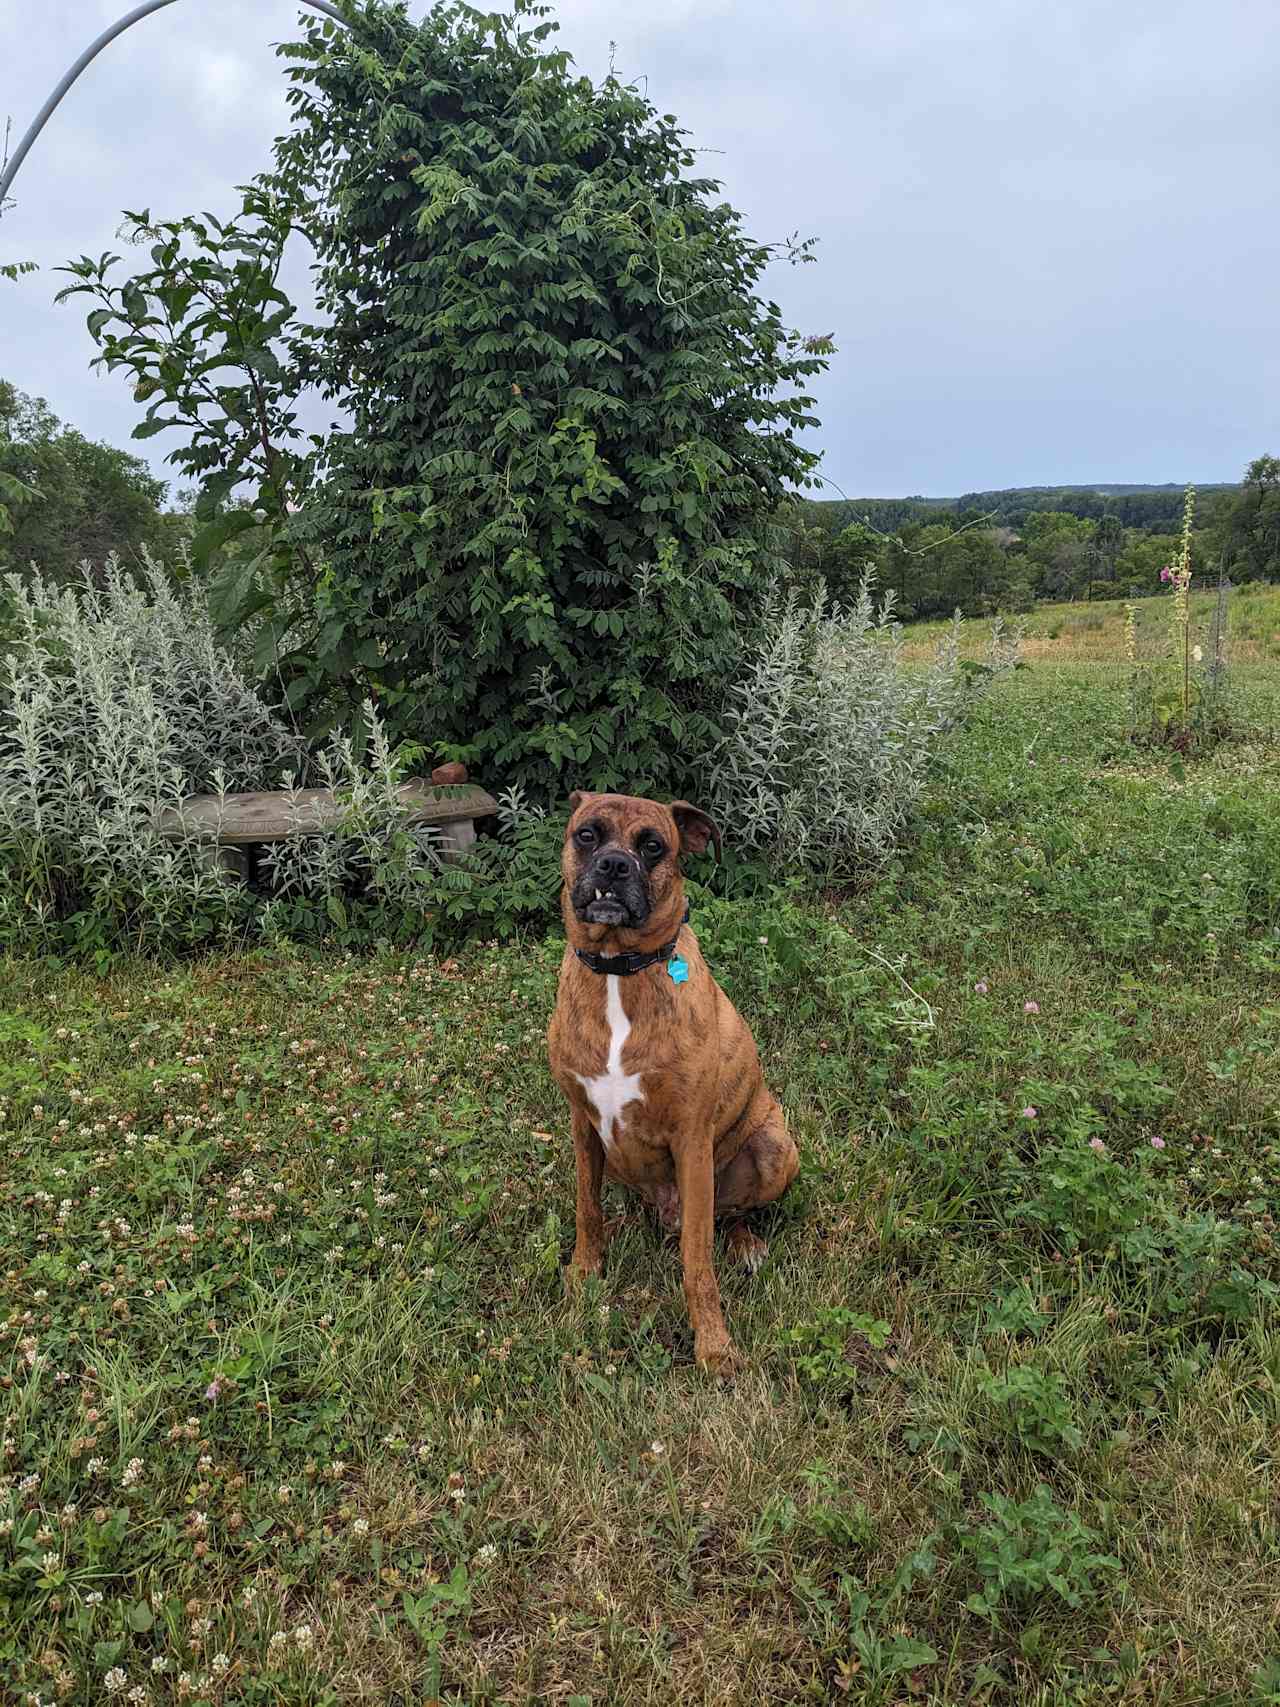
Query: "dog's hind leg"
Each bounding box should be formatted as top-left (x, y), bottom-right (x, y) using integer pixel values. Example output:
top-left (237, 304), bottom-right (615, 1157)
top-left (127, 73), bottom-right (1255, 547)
top-left (715, 1095), bottom-right (797, 1214)
top-left (714, 1094), bottom-right (797, 1270)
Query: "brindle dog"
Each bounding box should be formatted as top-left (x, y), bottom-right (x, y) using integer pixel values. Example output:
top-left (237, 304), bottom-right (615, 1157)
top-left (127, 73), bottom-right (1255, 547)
top-left (547, 792), bottom-right (798, 1374)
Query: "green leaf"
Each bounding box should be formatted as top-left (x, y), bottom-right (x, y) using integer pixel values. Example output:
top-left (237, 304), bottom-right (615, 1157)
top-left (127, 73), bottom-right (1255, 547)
top-left (194, 509), bottom-right (263, 577)
top-left (253, 620), bottom-right (286, 677)
top-left (880, 1635), bottom-right (938, 1674)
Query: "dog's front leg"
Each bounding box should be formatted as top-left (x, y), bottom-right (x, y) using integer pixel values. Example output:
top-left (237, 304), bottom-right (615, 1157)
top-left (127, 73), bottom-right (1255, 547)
top-left (565, 1102), bottom-right (606, 1286)
top-left (675, 1136), bottom-right (737, 1375)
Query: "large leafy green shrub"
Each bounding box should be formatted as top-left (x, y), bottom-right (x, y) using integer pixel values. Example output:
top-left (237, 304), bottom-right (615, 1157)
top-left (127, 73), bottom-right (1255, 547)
top-left (262, 0), bottom-right (827, 788)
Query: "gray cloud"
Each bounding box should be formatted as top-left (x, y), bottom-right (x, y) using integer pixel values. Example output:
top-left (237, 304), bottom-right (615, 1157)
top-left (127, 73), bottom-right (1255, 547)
top-left (3, 0), bottom-right (1277, 498)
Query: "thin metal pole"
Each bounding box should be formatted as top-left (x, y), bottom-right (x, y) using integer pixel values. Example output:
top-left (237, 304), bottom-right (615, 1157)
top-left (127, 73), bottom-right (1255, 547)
top-left (0, 0), bottom-right (350, 215)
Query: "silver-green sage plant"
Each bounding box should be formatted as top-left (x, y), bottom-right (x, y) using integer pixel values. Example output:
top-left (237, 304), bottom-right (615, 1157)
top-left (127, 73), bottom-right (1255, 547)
top-left (0, 553), bottom-right (301, 951)
top-left (703, 574), bottom-right (1019, 879)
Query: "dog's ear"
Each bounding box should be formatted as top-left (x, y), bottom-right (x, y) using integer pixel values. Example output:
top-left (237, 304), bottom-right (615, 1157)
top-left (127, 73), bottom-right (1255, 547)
top-left (567, 790), bottom-right (592, 814)
top-left (669, 801), bottom-right (722, 862)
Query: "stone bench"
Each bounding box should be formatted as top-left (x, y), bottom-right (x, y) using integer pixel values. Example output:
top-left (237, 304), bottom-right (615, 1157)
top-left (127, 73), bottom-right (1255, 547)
top-left (157, 774), bottom-right (498, 881)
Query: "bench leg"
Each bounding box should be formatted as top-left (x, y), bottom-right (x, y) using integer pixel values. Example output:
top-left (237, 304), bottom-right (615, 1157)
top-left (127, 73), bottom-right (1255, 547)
top-left (435, 819), bottom-right (475, 862)
top-left (188, 843), bottom-right (249, 882)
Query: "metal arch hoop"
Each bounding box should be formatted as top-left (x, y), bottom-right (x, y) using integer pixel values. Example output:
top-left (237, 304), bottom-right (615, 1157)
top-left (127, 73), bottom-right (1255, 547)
top-left (0, 0), bottom-right (350, 216)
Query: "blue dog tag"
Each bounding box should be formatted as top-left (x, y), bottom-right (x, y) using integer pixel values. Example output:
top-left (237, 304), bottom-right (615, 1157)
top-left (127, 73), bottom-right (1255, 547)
top-left (667, 956), bottom-right (689, 984)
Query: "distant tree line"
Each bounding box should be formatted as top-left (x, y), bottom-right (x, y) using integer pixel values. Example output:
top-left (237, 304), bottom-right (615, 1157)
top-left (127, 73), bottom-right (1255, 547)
top-left (3, 363), bottom-right (1276, 635)
top-left (792, 458), bottom-right (1280, 619)
top-left (812, 484), bottom-right (1233, 537)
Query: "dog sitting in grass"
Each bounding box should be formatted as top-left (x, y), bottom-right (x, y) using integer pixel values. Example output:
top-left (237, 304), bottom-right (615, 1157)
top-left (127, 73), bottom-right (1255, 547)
top-left (547, 791), bottom-right (798, 1374)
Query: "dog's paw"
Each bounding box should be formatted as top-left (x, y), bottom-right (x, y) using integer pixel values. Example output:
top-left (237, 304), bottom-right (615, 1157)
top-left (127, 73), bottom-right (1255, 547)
top-left (694, 1334), bottom-right (742, 1379)
top-left (652, 1183), bottom-right (682, 1234)
top-left (563, 1255), bottom-right (603, 1293)
top-left (725, 1223), bottom-right (769, 1274)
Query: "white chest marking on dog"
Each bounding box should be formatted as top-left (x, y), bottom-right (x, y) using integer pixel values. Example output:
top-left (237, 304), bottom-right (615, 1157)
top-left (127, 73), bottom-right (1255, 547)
top-left (577, 975), bottom-right (644, 1150)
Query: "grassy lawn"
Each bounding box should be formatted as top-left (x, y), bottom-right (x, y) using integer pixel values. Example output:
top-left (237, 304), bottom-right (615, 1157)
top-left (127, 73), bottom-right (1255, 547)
top-left (2, 661), bottom-right (1280, 1705)
top-left (899, 582), bottom-right (1280, 666)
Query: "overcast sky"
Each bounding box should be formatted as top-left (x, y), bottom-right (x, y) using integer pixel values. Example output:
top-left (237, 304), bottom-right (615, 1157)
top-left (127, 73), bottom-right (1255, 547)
top-left (2, 0), bottom-right (1277, 499)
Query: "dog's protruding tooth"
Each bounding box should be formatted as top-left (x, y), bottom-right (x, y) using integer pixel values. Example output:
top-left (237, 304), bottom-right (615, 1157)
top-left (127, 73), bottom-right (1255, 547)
top-left (595, 888), bottom-right (602, 901)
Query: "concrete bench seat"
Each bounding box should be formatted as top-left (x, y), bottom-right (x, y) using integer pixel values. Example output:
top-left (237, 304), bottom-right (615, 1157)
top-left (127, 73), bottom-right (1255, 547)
top-left (157, 778), bottom-right (498, 880)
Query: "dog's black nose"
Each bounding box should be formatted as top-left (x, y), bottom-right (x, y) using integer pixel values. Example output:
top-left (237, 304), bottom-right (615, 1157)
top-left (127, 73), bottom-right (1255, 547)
top-left (595, 850), bottom-right (636, 882)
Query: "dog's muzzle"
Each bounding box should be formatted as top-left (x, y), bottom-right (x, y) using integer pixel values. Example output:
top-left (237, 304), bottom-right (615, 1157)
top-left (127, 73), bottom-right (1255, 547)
top-left (571, 847), bottom-right (651, 928)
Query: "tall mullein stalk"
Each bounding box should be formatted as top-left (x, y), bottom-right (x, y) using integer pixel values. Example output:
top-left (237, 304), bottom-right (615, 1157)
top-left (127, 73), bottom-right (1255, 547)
top-left (1170, 484), bottom-right (1195, 731)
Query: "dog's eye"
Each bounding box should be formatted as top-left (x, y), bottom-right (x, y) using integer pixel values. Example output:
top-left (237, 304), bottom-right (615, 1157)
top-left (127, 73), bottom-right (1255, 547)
top-left (574, 826), bottom-right (598, 848)
top-left (639, 836), bottom-right (665, 863)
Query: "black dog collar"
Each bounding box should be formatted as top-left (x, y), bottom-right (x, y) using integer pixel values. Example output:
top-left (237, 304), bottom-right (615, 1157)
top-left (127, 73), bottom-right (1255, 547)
top-left (575, 906), bottom-right (689, 977)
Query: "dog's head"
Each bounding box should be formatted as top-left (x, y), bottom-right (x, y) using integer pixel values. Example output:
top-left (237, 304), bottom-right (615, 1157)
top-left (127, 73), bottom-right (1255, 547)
top-left (562, 792), bottom-right (720, 932)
